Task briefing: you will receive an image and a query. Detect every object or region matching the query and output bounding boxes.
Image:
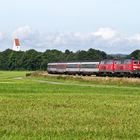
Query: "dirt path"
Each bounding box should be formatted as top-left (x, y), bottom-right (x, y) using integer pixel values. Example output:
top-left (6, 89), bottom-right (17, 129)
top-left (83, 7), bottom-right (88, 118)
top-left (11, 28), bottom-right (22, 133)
top-left (33, 79), bottom-right (140, 90)
top-left (13, 75), bottom-right (140, 90)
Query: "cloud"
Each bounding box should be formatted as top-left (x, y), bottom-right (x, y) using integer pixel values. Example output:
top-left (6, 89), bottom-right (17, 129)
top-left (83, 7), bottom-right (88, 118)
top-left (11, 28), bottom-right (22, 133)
top-left (0, 32), bottom-right (6, 41)
top-left (0, 32), bottom-right (9, 50)
top-left (12, 26), bottom-right (34, 39)
top-left (92, 27), bottom-right (119, 40)
top-left (127, 34), bottom-right (140, 42)
top-left (0, 33), bottom-right (3, 40)
top-left (1, 26), bottom-right (140, 54)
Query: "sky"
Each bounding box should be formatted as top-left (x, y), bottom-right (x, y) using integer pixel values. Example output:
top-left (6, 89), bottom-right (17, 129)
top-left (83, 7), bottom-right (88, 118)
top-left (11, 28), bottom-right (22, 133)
top-left (0, 0), bottom-right (140, 54)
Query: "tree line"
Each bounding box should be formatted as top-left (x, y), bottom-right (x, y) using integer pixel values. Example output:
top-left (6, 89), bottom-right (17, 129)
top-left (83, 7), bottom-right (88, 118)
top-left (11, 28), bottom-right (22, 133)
top-left (0, 48), bottom-right (139, 71)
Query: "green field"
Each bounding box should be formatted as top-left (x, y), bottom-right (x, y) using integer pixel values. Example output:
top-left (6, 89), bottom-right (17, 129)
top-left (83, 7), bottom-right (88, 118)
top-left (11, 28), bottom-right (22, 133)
top-left (0, 71), bottom-right (140, 140)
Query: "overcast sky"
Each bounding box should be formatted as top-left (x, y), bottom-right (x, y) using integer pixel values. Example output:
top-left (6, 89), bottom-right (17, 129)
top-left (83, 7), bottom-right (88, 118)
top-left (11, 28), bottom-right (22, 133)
top-left (0, 0), bottom-right (140, 53)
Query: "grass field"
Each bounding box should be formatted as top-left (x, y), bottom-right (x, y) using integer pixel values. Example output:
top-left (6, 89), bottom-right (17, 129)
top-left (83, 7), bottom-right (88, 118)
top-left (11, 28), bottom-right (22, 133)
top-left (0, 71), bottom-right (140, 140)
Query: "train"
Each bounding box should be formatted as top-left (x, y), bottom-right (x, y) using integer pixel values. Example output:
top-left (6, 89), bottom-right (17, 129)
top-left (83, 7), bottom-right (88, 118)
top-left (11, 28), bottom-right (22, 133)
top-left (47, 58), bottom-right (140, 77)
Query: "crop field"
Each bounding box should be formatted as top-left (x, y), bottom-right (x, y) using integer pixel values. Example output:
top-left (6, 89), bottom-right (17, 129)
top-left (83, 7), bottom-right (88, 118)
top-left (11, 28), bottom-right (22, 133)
top-left (0, 71), bottom-right (140, 140)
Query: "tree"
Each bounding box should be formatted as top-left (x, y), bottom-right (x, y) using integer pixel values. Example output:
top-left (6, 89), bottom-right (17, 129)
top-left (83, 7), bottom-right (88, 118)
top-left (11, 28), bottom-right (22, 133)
top-left (21, 49), bottom-right (42, 70)
top-left (0, 48), bottom-right (123, 71)
top-left (129, 50), bottom-right (140, 59)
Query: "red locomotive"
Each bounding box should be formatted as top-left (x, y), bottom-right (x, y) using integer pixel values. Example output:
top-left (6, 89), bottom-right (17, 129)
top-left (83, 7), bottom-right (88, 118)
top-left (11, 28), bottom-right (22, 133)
top-left (99, 59), bottom-right (140, 77)
top-left (47, 58), bottom-right (140, 77)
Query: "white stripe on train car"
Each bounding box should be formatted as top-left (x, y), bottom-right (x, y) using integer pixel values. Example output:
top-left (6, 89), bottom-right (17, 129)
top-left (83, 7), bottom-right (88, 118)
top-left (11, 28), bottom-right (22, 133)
top-left (133, 66), bottom-right (140, 68)
top-left (66, 68), bottom-right (80, 72)
top-left (80, 68), bottom-right (99, 72)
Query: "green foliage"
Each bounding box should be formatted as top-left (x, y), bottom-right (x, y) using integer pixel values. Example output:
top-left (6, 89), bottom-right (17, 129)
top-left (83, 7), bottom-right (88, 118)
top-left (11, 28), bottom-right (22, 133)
top-left (1, 48), bottom-right (140, 71)
top-left (0, 48), bottom-right (108, 70)
top-left (129, 50), bottom-right (140, 59)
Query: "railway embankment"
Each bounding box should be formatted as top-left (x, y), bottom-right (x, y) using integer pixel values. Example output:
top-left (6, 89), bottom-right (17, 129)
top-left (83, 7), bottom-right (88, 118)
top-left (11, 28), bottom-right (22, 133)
top-left (28, 71), bottom-right (140, 87)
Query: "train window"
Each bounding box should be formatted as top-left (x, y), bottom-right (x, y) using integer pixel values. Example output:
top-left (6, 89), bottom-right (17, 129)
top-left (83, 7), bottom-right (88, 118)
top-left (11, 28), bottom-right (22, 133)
top-left (121, 60), bottom-right (124, 64)
top-left (134, 61), bottom-right (138, 64)
top-left (81, 64), bottom-right (97, 68)
top-left (123, 59), bottom-right (132, 64)
top-left (115, 60), bottom-right (121, 64)
top-left (105, 60), bottom-right (113, 64)
top-left (100, 61), bottom-right (105, 64)
top-left (48, 65), bottom-right (56, 68)
top-left (67, 64), bottom-right (78, 68)
top-left (57, 64), bottom-right (66, 69)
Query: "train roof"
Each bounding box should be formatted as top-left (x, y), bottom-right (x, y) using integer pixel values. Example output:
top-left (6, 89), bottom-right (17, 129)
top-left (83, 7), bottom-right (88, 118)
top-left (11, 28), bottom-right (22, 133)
top-left (48, 62), bottom-right (99, 65)
top-left (101, 58), bottom-right (138, 61)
